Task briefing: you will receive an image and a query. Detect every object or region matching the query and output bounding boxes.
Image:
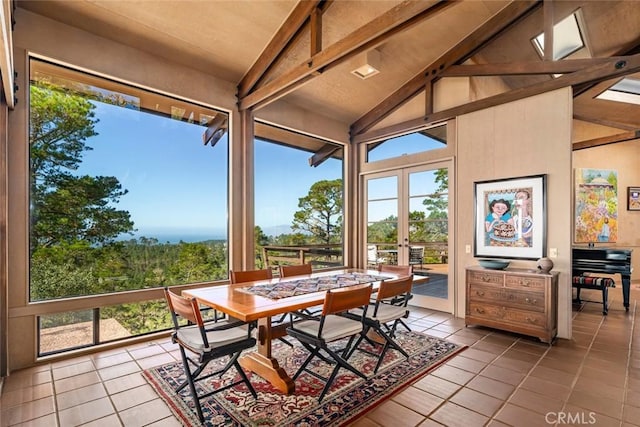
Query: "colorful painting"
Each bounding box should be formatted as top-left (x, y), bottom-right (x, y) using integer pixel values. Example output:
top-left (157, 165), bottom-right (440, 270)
top-left (574, 168), bottom-right (618, 243)
top-left (474, 175), bottom-right (546, 260)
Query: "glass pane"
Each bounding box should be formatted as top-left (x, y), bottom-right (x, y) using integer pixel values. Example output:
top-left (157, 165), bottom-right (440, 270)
top-left (100, 299), bottom-right (172, 339)
top-left (367, 176), bottom-right (397, 200)
top-left (39, 310), bottom-right (94, 355)
top-left (29, 58), bottom-right (229, 302)
top-left (254, 128), bottom-right (344, 270)
top-left (366, 125), bottom-right (446, 163)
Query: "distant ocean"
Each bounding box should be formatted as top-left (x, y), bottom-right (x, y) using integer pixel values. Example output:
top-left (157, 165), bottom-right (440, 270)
top-left (118, 232), bottom-right (227, 244)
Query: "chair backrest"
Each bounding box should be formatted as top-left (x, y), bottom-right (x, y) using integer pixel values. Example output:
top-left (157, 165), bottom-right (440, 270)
top-left (230, 268), bottom-right (273, 284)
top-left (367, 245), bottom-right (378, 263)
top-left (322, 283), bottom-right (373, 316)
top-left (164, 288), bottom-right (209, 346)
top-left (409, 246), bottom-right (424, 265)
top-left (279, 263), bottom-right (312, 278)
top-left (375, 276), bottom-right (413, 304)
top-left (378, 264), bottom-right (412, 276)
top-left (165, 288), bottom-right (203, 326)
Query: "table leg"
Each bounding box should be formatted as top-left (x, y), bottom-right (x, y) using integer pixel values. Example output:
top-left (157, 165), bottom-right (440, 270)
top-left (239, 317), bottom-right (295, 394)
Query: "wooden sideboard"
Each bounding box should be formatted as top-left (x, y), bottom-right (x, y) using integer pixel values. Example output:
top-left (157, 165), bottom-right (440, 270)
top-left (465, 266), bottom-right (558, 343)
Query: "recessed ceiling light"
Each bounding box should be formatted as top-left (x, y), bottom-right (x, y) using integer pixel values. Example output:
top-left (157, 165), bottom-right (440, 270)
top-left (351, 49), bottom-right (381, 80)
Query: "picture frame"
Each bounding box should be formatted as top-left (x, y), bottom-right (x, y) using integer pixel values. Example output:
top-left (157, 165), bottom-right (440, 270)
top-left (474, 174), bottom-right (547, 260)
top-left (628, 186), bottom-right (640, 211)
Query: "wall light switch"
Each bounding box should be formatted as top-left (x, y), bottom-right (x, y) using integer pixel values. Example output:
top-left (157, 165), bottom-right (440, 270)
top-left (549, 248), bottom-right (558, 258)
top-left (465, 244), bottom-right (471, 254)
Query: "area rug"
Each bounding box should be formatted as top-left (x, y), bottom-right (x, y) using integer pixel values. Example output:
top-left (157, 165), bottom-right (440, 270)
top-left (143, 330), bottom-right (465, 426)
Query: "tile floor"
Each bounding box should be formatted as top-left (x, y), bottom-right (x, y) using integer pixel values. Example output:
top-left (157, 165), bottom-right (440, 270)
top-left (1, 285), bottom-right (639, 427)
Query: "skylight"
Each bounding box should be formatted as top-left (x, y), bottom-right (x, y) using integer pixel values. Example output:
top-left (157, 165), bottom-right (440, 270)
top-left (532, 12), bottom-right (585, 60)
top-left (596, 78), bottom-right (640, 106)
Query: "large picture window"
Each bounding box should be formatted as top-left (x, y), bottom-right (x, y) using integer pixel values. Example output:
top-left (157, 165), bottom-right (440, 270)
top-left (29, 58), bottom-right (230, 306)
top-left (254, 123), bottom-right (344, 271)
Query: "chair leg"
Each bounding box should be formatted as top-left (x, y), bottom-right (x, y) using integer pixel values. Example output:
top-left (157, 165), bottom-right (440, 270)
top-left (177, 347), bottom-right (205, 422)
top-left (372, 328), bottom-right (409, 373)
top-left (576, 286), bottom-right (582, 304)
top-left (234, 360), bottom-right (257, 398)
top-left (602, 286), bottom-right (608, 315)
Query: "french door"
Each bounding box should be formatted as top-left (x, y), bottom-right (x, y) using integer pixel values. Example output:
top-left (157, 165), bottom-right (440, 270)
top-left (364, 161), bottom-right (453, 312)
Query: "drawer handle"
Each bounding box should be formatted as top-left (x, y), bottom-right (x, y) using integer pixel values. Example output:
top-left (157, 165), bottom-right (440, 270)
top-left (476, 290), bottom-right (485, 297)
top-left (482, 275), bottom-right (491, 282)
top-left (475, 307), bottom-right (485, 314)
top-left (525, 317), bottom-right (538, 324)
top-left (525, 297), bottom-right (538, 304)
top-left (520, 280), bottom-right (530, 287)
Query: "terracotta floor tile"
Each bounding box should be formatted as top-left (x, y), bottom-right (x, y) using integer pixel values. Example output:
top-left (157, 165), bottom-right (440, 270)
top-left (478, 364), bottom-right (526, 386)
top-left (58, 396), bottom-right (116, 426)
top-left (568, 389), bottom-right (623, 420)
top-left (494, 402), bottom-right (551, 427)
top-left (55, 382), bottom-right (108, 410)
top-left (458, 347), bottom-right (496, 363)
top-left (0, 396), bottom-right (55, 426)
top-left (449, 387), bottom-right (503, 417)
top-left (391, 385), bottom-right (444, 416)
top-left (362, 399), bottom-right (425, 427)
top-left (466, 375), bottom-right (515, 400)
top-left (507, 387), bottom-right (564, 415)
top-left (429, 401), bottom-right (489, 427)
top-left (110, 384), bottom-right (159, 412)
top-left (519, 375), bottom-right (572, 401)
top-left (445, 355), bottom-right (487, 373)
top-left (117, 398), bottom-right (174, 426)
top-left (430, 364), bottom-right (476, 386)
top-left (573, 376), bottom-right (625, 402)
top-left (412, 374), bottom-right (462, 399)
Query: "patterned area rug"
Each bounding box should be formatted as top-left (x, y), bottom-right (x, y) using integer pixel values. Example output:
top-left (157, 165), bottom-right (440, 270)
top-left (239, 273), bottom-right (392, 299)
top-left (143, 330), bottom-right (465, 426)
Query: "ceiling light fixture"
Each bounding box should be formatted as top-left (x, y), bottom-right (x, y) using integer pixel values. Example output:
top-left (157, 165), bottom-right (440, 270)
top-left (351, 49), bottom-right (381, 80)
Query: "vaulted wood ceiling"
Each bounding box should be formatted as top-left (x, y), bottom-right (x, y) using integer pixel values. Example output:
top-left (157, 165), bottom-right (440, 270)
top-left (17, 0), bottom-right (640, 148)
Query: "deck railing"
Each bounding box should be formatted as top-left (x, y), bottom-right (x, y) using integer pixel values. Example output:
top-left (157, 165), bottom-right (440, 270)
top-left (262, 244), bottom-right (343, 269)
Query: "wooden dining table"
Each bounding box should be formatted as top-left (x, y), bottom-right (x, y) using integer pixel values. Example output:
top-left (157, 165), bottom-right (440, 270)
top-left (182, 268), bottom-right (401, 394)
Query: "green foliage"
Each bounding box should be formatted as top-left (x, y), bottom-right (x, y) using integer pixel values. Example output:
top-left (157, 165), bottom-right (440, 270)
top-left (30, 81), bottom-right (135, 254)
top-left (292, 179), bottom-right (343, 244)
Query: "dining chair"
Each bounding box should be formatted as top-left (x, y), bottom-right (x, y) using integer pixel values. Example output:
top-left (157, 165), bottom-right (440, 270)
top-left (377, 264), bottom-right (412, 276)
top-left (230, 267), bottom-right (272, 284)
top-left (347, 275), bottom-right (413, 373)
top-left (286, 283), bottom-right (373, 402)
top-left (408, 246), bottom-right (424, 270)
top-left (279, 263), bottom-right (312, 277)
top-left (230, 267), bottom-right (295, 347)
top-left (163, 288), bottom-right (257, 422)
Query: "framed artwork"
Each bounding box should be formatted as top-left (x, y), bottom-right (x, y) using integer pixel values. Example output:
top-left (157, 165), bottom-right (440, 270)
top-left (628, 186), bottom-right (640, 211)
top-left (474, 174), bottom-right (546, 260)
top-left (574, 168), bottom-right (618, 243)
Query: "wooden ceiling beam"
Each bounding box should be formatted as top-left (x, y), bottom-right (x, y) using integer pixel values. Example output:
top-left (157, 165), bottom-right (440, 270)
top-left (441, 57), bottom-right (622, 77)
top-left (350, 1), bottom-right (540, 136)
top-left (573, 37), bottom-right (640, 97)
top-left (354, 53), bottom-right (640, 144)
top-left (309, 143), bottom-right (340, 167)
top-left (237, 0), bottom-right (322, 98)
top-left (573, 114), bottom-right (639, 132)
top-left (350, 0), bottom-right (540, 137)
top-left (573, 131), bottom-right (640, 151)
top-left (238, 0), bottom-right (453, 111)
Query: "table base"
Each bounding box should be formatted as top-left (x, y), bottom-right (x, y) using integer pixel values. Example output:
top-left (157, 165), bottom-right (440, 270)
top-left (239, 352), bottom-right (295, 394)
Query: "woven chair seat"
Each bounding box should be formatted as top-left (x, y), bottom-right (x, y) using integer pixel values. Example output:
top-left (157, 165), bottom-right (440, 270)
top-left (572, 276), bottom-right (615, 315)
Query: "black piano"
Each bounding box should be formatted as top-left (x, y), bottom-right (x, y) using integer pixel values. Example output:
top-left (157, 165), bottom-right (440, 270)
top-left (572, 247), bottom-right (632, 311)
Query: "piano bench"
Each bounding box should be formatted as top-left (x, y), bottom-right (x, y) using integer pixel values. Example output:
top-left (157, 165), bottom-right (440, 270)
top-left (572, 276), bottom-right (615, 315)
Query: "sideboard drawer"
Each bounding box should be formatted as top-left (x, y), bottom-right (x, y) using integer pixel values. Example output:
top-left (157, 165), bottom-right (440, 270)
top-left (468, 284), bottom-right (545, 312)
top-left (505, 275), bottom-right (546, 290)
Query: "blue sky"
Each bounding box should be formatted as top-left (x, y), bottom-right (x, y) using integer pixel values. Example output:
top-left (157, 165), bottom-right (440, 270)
top-left (75, 100), bottom-right (445, 241)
